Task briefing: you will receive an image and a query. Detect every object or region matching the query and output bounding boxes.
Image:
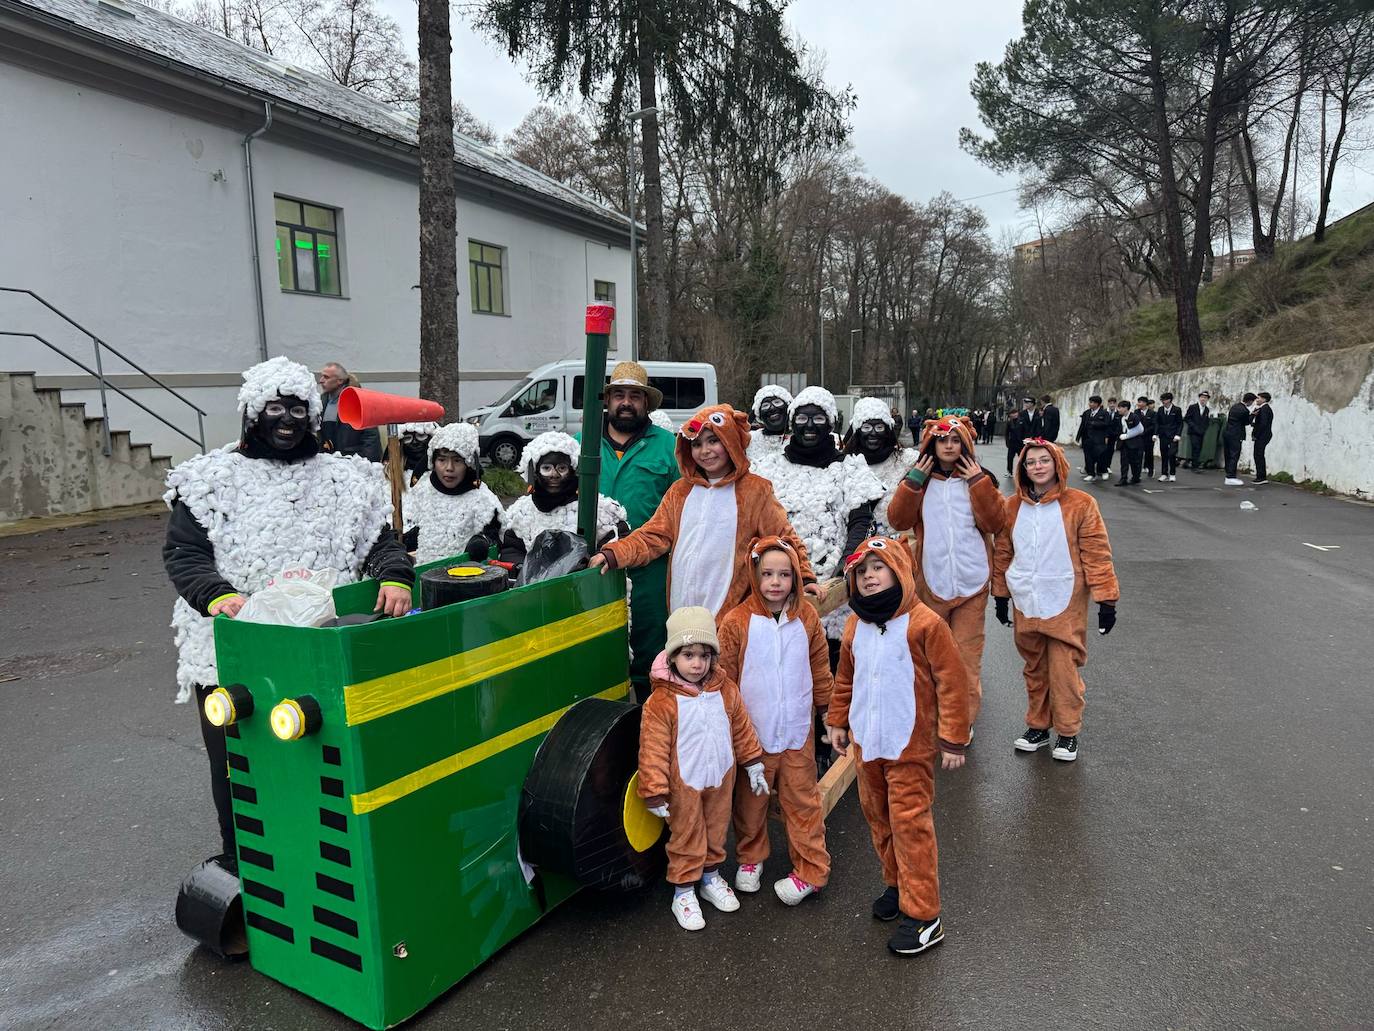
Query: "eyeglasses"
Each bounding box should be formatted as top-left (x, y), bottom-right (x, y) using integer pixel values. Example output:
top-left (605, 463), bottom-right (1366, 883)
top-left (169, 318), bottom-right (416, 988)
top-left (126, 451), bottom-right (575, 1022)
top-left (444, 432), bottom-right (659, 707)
top-left (263, 402), bottom-right (309, 419)
top-left (793, 414), bottom-right (829, 427)
top-left (1023, 458), bottom-right (1055, 469)
top-left (859, 421), bottom-right (887, 434)
top-left (537, 462), bottom-right (572, 476)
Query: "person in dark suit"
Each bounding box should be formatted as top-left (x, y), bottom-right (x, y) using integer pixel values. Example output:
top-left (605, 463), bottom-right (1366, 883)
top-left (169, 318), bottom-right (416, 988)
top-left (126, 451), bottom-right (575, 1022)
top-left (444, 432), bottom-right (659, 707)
top-left (1184, 390), bottom-right (1212, 470)
top-left (1250, 392), bottom-right (1273, 484)
top-left (318, 362), bottom-right (382, 462)
top-left (1135, 397), bottom-right (1157, 478)
top-left (982, 408), bottom-right (997, 444)
top-left (1155, 391), bottom-right (1184, 481)
top-left (1222, 392), bottom-right (1256, 485)
top-left (1074, 395), bottom-right (1113, 481)
top-left (1005, 398), bottom-right (1033, 474)
top-left (1039, 394), bottom-right (1061, 442)
top-left (1114, 399), bottom-right (1144, 485)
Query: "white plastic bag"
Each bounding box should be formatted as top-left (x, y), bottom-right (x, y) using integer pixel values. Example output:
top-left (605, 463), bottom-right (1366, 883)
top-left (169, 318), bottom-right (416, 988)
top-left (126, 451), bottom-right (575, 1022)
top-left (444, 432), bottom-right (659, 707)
top-left (237, 567), bottom-right (340, 627)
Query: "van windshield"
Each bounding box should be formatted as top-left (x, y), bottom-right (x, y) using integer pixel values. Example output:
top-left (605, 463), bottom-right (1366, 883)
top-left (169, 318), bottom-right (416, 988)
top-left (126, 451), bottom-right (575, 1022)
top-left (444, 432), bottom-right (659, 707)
top-left (489, 379), bottom-right (532, 408)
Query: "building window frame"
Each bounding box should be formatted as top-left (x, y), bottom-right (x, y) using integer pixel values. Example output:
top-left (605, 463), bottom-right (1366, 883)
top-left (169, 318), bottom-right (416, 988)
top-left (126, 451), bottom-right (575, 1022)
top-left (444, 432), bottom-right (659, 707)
top-left (593, 279), bottom-right (617, 351)
top-left (469, 240), bottom-right (508, 316)
top-left (274, 196), bottom-right (345, 297)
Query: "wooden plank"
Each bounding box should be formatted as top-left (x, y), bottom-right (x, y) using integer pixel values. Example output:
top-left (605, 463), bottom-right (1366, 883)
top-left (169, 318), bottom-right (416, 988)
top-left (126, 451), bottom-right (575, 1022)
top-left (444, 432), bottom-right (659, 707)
top-left (819, 753), bottom-right (857, 816)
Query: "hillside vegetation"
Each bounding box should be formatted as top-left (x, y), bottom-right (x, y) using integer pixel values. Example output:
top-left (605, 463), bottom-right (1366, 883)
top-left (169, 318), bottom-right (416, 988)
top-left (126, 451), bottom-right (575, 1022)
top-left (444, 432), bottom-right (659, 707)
top-left (1056, 205), bottom-right (1374, 385)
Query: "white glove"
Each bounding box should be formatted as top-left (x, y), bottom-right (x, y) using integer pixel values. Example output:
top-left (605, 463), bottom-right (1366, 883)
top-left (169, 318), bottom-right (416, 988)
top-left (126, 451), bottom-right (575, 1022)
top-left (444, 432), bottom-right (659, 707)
top-left (746, 763), bottom-right (768, 796)
top-left (1119, 433), bottom-right (1128, 441)
top-left (648, 803), bottom-right (670, 819)
top-left (1173, 435), bottom-right (1180, 442)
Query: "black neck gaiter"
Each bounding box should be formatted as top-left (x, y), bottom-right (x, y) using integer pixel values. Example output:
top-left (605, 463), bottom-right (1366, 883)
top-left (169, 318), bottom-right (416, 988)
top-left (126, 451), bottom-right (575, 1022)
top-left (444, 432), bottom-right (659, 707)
top-left (430, 467), bottom-right (478, 496)
top-left (785, 435), bottom-right (841, 468)
top-left (238, 430), bottom-right (320, 463)
top-left (849, 583), bottom-right (903, 632)
top-left (532, 477), bottom-right (579, 513)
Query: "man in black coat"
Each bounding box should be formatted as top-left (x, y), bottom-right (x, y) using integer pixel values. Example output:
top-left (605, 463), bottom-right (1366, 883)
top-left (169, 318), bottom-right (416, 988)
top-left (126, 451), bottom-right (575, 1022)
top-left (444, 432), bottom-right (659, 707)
top-left (1006, 397), bottom-right (1034, 474)
top-left (1222, 392), bottom-right (1256, 485)
top-left (1251, 392), bottom-right (1274, 484)
top-left (1039, 393), bottom-right (1061, 442)
top-left (1074, 395), bottom-right (1113, 481)
top-left (1184, 390), bottom-right (1212, 470)
top-left (1155, 391), bottom-right (1184, 481)
top-left (1136, 397), bottom-right (1158, 478)
top-left (1114, 399), bottom-right (1145, 485)
top-left (318, 361), bottom-right (383, 461)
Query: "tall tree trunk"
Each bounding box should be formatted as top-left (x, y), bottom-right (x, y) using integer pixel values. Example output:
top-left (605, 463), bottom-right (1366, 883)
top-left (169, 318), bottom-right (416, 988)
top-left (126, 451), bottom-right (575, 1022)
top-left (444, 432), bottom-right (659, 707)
top-left (417, 0), bottom-right (460, 413)
top-left (634, 16), bottom-right (669, 359)
top-left (1315, 83), bottom-right (1351, 243)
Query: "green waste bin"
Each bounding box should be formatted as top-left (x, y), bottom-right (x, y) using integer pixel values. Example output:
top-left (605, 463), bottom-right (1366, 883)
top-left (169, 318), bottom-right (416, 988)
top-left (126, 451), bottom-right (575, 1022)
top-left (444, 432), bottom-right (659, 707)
top-left (1180, 415), bottom-right (1226, 468)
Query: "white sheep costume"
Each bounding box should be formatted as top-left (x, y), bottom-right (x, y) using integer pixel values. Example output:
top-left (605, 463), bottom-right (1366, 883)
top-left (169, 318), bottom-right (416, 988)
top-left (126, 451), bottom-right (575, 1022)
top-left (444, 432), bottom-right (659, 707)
top-left (746, 383), bottom-right (793, 480)
top-left (850, 396), bottom-right (918, 533)
top-left (503, 431), bottom-right (628, 551)
top-left (649, 409), bottom-right (676, 433)
top-left (164, 357), bottom-right (392, 700)
top-left (402, 422), bottom-right (507, 565)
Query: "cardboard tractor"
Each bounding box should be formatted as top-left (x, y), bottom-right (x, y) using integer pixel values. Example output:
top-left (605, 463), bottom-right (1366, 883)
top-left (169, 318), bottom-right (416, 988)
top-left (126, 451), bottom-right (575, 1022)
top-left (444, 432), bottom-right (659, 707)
top-left (175, 307), bottom-right (667, 1028)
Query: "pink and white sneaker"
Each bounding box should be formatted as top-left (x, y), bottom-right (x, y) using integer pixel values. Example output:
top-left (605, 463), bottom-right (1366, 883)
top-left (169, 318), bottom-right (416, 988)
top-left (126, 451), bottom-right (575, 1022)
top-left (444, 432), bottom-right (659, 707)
top-left (735, 862), bottom-right (763, 893)
top-left (671, 890), bottom-right (706, 931)
top-left (774, 873), bottom-right (818, 906)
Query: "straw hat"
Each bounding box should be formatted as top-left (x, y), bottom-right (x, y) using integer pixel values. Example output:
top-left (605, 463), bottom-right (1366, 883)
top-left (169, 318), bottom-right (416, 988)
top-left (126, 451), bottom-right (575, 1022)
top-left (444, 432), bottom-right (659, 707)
top-left (607, 361), bottom-right (663, 412)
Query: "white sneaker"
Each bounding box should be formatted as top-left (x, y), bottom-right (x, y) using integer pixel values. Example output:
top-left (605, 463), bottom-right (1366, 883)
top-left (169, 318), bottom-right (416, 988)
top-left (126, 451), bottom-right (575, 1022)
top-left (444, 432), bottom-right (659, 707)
top-left (699, 875), bottom-right (740, 912)
top-left (1082, 474), bottom-right (1096, 482)
top-left (1099, 473), bottom-right (1111, 481)
top-left (672, 890), bottom-right (706, 931)
top-left (774, 873), bottom-right (818, 906)
top-left (1224, 477), bottom-right (1243, 486)
top-left (735, 862), bottom-right (763, 893)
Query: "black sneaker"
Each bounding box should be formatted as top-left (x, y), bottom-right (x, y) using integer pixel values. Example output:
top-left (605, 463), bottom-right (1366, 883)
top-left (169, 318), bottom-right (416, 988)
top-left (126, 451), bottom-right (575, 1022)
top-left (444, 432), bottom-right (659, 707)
top-left (1052, 734), bottom-right (1079, 761)
top-left (887, 915), bottom-right (944, 955)
top-left (872, 886), bottom-right (900, 921)
top-left (1014, 727), bottom-right (1051, 752)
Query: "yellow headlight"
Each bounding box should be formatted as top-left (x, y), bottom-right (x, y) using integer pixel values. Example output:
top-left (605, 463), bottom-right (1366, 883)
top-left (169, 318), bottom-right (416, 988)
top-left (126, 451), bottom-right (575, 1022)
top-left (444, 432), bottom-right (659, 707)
top-left (203, 688), bottom-right (235, 727)
top-left (270, 699), bottom-right (307, 741)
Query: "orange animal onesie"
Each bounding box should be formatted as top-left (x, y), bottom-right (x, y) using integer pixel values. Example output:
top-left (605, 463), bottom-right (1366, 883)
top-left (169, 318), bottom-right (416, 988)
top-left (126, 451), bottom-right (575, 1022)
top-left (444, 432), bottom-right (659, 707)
top-left (638, 653), bottom-right (764, 885)
top-left (599, 405), bottom-right (815, 620)
top-left (886, 415), bottom-right (1006, 724)
top-left (992, 440), bottom-right (1120, 737)
top-left (826, 536), bottom-right (971, 922)
top-left (717, 536), bottom-right (834, 888)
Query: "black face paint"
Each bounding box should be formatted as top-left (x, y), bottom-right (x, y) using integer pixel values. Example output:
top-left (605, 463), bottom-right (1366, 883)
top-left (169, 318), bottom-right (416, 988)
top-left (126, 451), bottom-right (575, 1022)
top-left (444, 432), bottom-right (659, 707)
top-left (790, 404), bottom-right (831, 448)
top-left (530, 450), bottom-right (578, 513)
top-left (253, 393), bottom-right (311, 452)
top-left (757, 397), bottom-right (789, 436)
top-left (859, 420), bottom-right (890, 455)
top-left (401, 433), bottom-right (431, 473)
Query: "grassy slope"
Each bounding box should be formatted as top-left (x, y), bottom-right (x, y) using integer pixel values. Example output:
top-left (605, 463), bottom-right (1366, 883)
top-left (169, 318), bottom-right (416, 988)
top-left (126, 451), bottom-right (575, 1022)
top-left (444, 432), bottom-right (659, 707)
top-left (1056, 205), bottom-right (1374, 384)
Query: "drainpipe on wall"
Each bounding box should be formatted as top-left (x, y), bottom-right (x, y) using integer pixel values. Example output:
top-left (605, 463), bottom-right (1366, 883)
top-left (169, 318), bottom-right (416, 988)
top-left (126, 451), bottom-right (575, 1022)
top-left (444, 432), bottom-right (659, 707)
top-left (242, 101), bottom-right (273, 362)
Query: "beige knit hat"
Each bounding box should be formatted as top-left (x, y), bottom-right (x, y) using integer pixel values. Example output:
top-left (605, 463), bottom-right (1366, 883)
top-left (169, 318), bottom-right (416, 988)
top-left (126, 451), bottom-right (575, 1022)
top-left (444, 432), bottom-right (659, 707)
top-left (664, 606), bottom-right (719, 656)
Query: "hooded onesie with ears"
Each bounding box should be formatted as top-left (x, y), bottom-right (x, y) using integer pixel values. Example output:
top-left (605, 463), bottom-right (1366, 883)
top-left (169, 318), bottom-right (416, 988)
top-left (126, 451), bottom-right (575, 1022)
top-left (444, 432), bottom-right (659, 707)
top-left (598, 405), bottom-right (816, 620)
top-left (717, 536), bottom-right (834, 887)
top-left (401, 422), bottom-right (507, 564)
top-left (885, 415), bottom-right (1005, 724)
top-left (826, 536), bottom-right (971, 922)
top-left (638, 644), bottom-right (764, 886)
top-left (992, 439), bottom-right (1119, 737)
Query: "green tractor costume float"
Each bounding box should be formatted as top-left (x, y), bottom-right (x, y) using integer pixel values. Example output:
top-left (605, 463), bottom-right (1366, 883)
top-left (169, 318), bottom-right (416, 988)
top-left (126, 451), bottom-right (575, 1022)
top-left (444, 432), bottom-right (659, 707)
top-left (166, 309), bottom-right (668, 1029)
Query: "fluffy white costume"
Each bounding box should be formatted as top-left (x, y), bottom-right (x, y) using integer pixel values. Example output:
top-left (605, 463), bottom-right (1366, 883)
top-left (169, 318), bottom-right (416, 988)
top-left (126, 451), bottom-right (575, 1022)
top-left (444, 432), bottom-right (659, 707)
top-left (165, 448), bottom-right (390, 699)
top-left (397, 420), bottom-right (440, 436)
top-left (427, 422), bottom-right (480, 464)
top-left (403, 483), bottom-right (506, 565)
top-left (519, 430), bottom-right (580, 482)
top-left (851, 397), bottom-right (917, 533)
top-left (769, 453), bottom-right (884, 578)
top-left (649, 409), bottom-right (675, 432)
top-left (787, 385), bottom-right (839, 425)
top-left (238, 355), bottom-right (322, 427)
top-left (746, 385), bottom-right (793, 480)
top-left (506, 431), bottom-right (627, 549)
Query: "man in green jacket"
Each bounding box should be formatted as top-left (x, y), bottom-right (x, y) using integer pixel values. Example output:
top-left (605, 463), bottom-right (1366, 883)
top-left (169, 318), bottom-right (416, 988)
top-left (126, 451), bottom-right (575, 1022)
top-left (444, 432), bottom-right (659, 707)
top-left (579, 361), bottom-right (679, 700)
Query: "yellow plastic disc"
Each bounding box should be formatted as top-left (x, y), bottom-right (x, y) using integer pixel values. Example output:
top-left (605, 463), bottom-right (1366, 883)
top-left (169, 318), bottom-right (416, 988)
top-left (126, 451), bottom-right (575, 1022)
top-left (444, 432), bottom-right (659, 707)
top-left (622, 771), bottom-right (664, 852)
top-left (446, 566), bottom-right (485, 577)
top-left (270, 699), bottom-right (306, 741)
top-left (203, 688), bottom-right (234, 728)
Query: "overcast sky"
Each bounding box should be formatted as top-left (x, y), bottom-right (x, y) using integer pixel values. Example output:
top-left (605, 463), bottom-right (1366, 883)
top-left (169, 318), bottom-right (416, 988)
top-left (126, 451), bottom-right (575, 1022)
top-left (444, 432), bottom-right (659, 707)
top-left (377, 0), bottom-right (1373, 248)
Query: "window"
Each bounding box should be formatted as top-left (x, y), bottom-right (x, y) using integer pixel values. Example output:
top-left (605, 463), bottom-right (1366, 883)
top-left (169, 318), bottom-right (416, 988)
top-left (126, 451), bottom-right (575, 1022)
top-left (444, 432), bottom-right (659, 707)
top-left (594, 280), bottom-right (617, 351)
top-left (274, 197), bottom-right (342, 296)
top-left (469, 241), bottom-right (507, 315)
top-left (503, 377), bottom-right (557, 417)
top-left (573, 374), bottom-right (706, 410)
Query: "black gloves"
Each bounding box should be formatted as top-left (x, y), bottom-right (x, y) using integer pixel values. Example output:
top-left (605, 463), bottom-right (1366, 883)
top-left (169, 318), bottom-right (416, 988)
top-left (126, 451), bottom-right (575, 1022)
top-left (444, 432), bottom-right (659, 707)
top-left (994, 596), bottom-right (1011, 626)
top-left (1098, 602), bottom-right (1117, 636)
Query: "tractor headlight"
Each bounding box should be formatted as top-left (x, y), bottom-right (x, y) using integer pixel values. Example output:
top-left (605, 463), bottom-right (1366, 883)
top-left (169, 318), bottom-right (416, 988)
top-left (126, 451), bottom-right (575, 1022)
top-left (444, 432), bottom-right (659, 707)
top-left (203, 684), bottom-right (253, 727)
top-left (270, 695), bottom-right (322, 741)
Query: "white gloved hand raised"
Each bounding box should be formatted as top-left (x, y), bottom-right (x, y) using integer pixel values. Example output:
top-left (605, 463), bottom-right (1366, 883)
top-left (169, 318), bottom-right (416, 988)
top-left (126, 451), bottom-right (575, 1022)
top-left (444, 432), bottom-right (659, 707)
top-left (746, 763), bottom-right (768, 796)
top-left (648, 803), bottom-right (670, 819)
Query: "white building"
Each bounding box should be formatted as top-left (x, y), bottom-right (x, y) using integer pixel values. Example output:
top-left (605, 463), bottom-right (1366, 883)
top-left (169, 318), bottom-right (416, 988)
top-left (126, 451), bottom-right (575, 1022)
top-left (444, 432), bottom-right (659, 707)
top-left (0, 0), bottom-right (633, 461)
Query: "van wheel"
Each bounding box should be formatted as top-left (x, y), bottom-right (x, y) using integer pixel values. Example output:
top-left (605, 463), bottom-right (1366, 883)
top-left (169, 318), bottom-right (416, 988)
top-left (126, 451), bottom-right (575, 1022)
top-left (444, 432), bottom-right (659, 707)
top-left (488, 435), bottom-right (525, 469)
top-left (519, 698), bottom-right (666, 891)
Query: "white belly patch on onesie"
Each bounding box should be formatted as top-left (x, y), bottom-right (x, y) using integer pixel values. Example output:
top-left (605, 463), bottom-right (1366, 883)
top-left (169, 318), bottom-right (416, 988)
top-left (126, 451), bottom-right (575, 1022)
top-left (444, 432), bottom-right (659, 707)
top-left (671, 484), bottom-right (738, 614)
top-left (675, 690), bottom-right (734, 790)
top-left (1005, 499), bottom-right (1075, 619)
top-left (848, 613), bottom-right (916, 761)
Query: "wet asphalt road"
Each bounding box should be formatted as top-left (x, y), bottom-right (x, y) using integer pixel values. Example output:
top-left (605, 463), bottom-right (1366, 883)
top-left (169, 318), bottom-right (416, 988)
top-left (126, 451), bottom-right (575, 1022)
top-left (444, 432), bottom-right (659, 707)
top-left (2, 445), bottom-right (1372, 1031)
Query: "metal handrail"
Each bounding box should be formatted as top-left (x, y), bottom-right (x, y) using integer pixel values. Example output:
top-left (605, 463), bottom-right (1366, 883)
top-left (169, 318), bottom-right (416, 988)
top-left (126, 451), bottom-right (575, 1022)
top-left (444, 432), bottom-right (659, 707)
top-left (0, 287), bottom-right (206, 454)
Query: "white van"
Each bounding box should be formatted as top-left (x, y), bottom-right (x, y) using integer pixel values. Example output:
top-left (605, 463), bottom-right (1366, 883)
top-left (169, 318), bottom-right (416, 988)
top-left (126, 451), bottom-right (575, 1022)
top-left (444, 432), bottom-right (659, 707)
top-left (463, 360), bottom-right (717, 468)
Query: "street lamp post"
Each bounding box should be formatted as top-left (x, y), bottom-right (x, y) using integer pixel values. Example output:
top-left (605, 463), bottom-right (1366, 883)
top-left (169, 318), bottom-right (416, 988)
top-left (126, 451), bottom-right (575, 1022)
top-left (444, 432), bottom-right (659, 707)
top-left (849, 328), bottom-right (859, 390)
top-left (819, 284), bottom-right (838, 389)
top-left (625, 106), bottom-right (657, 362)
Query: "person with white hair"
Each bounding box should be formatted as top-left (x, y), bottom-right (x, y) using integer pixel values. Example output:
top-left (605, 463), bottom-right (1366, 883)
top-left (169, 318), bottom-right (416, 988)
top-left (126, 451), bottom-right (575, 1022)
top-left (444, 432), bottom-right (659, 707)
top-left (746, 384), bottom-right (793, 479)
top-left (842, 397), bottom-right (920, 535)
top-left (401, 422), bottom-right (507, 565)
top-left (161, 356), bottom-right (414, 865)
top-left (499, 431), bottom-right (629, 570)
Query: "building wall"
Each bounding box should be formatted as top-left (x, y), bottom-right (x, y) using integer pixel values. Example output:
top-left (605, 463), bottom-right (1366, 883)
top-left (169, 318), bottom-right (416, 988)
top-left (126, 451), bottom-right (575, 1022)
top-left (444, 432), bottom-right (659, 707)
top-left (1049, 344), bottom-right (1374, 497)
top-left (0, 60), bottom-right (630, 461)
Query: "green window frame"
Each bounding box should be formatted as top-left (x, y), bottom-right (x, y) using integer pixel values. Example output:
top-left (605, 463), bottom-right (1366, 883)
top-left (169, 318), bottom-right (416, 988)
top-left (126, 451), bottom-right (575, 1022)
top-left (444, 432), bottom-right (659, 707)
top-left (469, 241), bottom-right (507, 315)
top-left (274, 197), bottom-right (342, 296)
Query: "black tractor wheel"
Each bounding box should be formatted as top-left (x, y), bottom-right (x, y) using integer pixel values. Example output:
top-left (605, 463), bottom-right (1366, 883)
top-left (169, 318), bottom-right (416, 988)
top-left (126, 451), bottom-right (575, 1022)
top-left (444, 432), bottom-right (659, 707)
top-left (519, 698), bottom-right (665, 891)
top-left (175, 856), bottom-right (248, 958)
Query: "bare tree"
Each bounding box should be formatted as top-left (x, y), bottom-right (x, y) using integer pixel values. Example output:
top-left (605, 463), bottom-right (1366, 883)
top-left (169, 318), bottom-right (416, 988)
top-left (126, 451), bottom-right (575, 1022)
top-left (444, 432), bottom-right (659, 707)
top-left (290, 0), bottom-right (417, 103)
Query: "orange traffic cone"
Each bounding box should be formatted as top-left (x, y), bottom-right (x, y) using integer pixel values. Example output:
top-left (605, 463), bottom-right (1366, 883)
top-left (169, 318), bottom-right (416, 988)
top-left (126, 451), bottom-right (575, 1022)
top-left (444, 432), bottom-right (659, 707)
top-left (338, 387), bottom-right (445, 430)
